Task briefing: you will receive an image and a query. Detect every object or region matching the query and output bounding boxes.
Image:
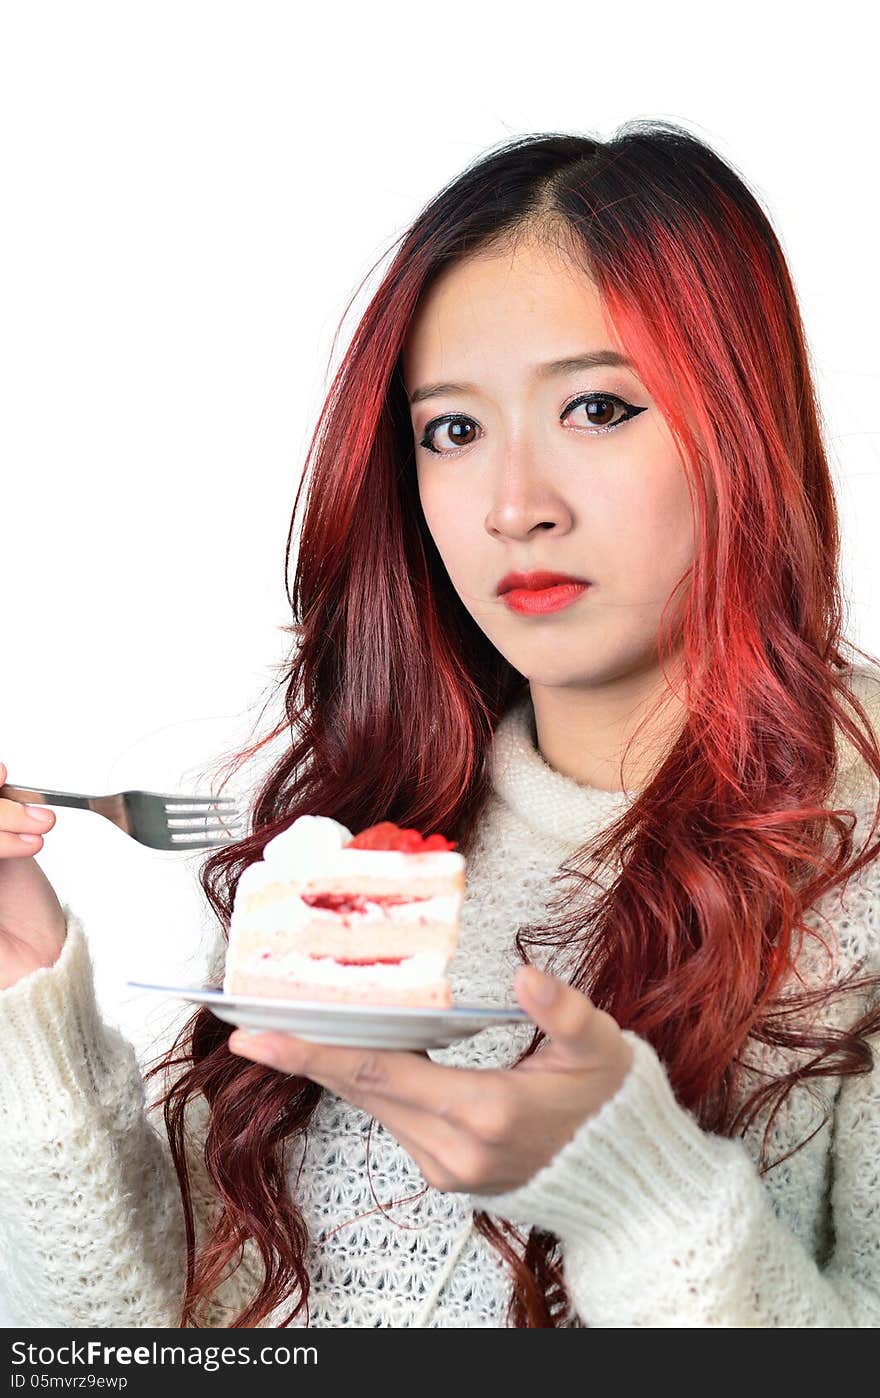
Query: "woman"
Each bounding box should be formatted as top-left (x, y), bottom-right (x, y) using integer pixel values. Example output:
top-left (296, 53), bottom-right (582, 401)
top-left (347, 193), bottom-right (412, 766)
top-left (2, 119), bottom-right (880, 1328)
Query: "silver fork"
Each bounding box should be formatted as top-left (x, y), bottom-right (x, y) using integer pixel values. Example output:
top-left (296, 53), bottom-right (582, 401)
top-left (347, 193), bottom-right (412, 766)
top-left (0, 782), bottom-right (244, 851)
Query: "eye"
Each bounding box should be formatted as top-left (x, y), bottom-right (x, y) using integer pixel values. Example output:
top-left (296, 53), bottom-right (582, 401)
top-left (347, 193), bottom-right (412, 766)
top-left (417, 393), bottom-right (646, 457)
top-left (562, 392), bottom-right (646, 434)
top-left (418, 415), bottom-right (481, 456)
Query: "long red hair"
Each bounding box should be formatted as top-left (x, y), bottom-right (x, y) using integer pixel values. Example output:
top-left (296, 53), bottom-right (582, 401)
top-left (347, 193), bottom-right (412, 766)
top-left (144, 119), bottom-right (880, 1327)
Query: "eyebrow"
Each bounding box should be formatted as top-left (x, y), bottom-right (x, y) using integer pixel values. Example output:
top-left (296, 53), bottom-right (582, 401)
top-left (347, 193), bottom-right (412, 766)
top-left (408, 350), bottom-right (634, 406)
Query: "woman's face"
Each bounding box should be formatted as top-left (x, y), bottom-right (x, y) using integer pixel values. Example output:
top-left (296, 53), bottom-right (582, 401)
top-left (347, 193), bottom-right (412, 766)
top-left (402, 236), bottom-right (696, 692)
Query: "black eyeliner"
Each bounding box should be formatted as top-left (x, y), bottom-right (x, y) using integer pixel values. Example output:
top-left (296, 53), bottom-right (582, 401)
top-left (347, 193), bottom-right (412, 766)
top-left (418, 393), bottom-right (647, 455)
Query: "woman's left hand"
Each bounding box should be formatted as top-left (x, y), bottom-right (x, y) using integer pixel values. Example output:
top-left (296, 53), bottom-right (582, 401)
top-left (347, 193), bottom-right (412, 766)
top-left (228, 964), bottom-right (634, 1196)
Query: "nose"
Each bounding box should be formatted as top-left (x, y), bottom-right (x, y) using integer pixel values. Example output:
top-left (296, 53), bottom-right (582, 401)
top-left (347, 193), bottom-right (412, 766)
top-left (485, 465), bottom-right (574, 541)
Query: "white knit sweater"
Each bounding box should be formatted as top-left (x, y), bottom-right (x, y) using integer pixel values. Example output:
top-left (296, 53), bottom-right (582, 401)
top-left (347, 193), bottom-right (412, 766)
top-left (2, 676), bottom-right (880, 1328)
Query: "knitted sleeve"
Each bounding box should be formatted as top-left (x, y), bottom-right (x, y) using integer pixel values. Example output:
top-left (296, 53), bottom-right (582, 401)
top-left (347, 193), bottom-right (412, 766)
top-left (469, 1016), bottom-right (880, 1326)
top-left (0, 906), bottom-right (262, 1328)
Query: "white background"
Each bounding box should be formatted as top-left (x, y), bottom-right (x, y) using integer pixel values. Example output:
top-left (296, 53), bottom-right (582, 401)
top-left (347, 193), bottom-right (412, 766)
top-left (0, 0), bottom-right (878, 1313)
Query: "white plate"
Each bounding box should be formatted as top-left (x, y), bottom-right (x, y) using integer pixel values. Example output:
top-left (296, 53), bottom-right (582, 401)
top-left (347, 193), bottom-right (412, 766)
top-left (126, 980), bottom-right (532, 1048)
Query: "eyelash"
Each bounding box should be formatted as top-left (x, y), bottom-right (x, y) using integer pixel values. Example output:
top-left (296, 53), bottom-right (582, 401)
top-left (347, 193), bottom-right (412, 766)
top-left (417, 392), bottom-right (645, 458)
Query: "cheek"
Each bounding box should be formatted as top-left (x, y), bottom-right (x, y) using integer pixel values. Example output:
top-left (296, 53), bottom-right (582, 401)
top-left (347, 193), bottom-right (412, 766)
top-left (417, 470), bottom-right (474, 574)
top-left (604, 452), bottom-right (695, 588)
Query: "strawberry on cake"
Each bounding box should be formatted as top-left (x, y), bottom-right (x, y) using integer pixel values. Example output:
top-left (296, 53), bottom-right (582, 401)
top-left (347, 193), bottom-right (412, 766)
top-left (222, 816), bottom-right (465, 1008)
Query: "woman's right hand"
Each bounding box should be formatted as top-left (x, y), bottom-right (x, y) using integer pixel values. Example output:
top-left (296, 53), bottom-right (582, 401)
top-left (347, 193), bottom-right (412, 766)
top-left (0, 759), bottom-right (67, 990)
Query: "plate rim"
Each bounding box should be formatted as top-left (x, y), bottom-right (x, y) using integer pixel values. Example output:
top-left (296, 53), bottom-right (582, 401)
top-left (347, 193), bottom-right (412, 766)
top-left (126, 979), bottom-right (530, 1020)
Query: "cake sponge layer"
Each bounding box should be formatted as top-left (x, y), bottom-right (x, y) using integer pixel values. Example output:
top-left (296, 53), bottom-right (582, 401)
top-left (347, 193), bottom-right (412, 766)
top-left (238, 869), bottom-right (465, 910)
top-left (224, 947), bottom-right (452, 1007)
top-left (224, 970), bottom-right (451, 1008)
top-left (228, 921), bottom-right (458, 962)
top-left (224, 816), bottom-right (465, 1010)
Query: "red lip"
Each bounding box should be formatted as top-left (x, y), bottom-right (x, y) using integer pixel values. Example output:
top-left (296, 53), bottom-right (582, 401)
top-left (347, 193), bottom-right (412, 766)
top-left (496, 569), bottom-right (591, 596)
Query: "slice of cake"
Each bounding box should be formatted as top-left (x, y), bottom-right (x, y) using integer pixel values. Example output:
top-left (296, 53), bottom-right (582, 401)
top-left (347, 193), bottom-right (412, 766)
top-left (222, 816), bottom-right (465, 1008)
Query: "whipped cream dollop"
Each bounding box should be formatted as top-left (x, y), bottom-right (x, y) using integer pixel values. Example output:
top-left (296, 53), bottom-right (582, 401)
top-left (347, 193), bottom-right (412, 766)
top-left (233, 814), bottom-right (465, 909)
top-left (261, 814), bottom-right (465, 873)
top-left (262, 814), bottom-right (354, 868)
top-left (229, 811), bottom-right (465, 951)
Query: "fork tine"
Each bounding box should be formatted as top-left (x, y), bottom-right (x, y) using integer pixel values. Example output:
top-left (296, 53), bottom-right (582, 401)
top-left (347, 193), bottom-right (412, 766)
top-left (170, 832), bottom-right (238, 846)
top-left (166, 821), bottom-right (244, 834)
top-left (163, 797), bottom-right (240, 810)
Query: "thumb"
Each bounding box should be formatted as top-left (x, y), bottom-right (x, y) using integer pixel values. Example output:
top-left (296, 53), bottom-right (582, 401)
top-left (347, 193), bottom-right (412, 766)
top-left (513, 964), bottom-right (603, 1061)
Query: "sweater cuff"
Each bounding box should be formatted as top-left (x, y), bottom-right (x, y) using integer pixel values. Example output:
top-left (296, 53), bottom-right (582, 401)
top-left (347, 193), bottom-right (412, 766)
top-left (0, 905), bottom-right (134, 1129)
top-left (469, 1029), bottom-right (751, 1250)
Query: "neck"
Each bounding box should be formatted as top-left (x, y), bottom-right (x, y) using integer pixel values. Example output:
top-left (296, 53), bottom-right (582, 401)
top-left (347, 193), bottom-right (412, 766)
top-left (529, 661), bottom-right (688, 793)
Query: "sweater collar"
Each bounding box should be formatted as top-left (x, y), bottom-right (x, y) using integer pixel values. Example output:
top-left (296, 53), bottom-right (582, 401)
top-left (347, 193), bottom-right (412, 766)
top-left (490, 689), bottom-right (638, 848)
top-left (490, 664), bottom-right (880, 847)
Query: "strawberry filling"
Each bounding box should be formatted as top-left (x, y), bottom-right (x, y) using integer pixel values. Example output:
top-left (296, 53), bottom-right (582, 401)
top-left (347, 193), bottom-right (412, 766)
top-left (258, 951), bottom-right (405, 964)
top-left (300, 891), bottom-right (424, 915)
top-left (326, 956), bottom-right (405, 965)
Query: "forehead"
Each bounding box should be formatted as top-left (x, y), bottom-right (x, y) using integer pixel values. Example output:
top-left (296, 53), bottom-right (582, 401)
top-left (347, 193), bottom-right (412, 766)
top-left (402, 239), bottom-right (611, 380)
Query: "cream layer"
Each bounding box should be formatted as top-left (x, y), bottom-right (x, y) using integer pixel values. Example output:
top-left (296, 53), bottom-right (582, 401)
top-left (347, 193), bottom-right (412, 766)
top-left (230, 891), bottom-right (461, 935)
top-left (236, 847), bottom-right (465, 902)
top-left (224, 950), bottom-right (448, 990)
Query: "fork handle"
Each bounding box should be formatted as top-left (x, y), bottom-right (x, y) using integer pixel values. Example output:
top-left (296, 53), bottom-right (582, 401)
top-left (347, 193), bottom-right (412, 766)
top-left (0, 783), bottom-right (94, 811)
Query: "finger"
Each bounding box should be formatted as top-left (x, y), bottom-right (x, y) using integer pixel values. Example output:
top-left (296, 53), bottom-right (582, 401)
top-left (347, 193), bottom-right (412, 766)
top-left (357, 1086), bottom-right (483, 1194)
top-left (378, 1115), bottom-right (470, 1193)
top-left (367, 1095), bottom-right (463, 1177)
top-left (228, 1030), bottom-right (464, 1182)
top-left (0, 797), bottom-right (55, 834)
top-left (366, 1094), bottom-right (531, 1196)
top-left (227, 1031), bottom-right (483, 1119)
top-left (513, 965), bottom-right (615, 1064)
top-left (0, 796), bottom-right (55, 854)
